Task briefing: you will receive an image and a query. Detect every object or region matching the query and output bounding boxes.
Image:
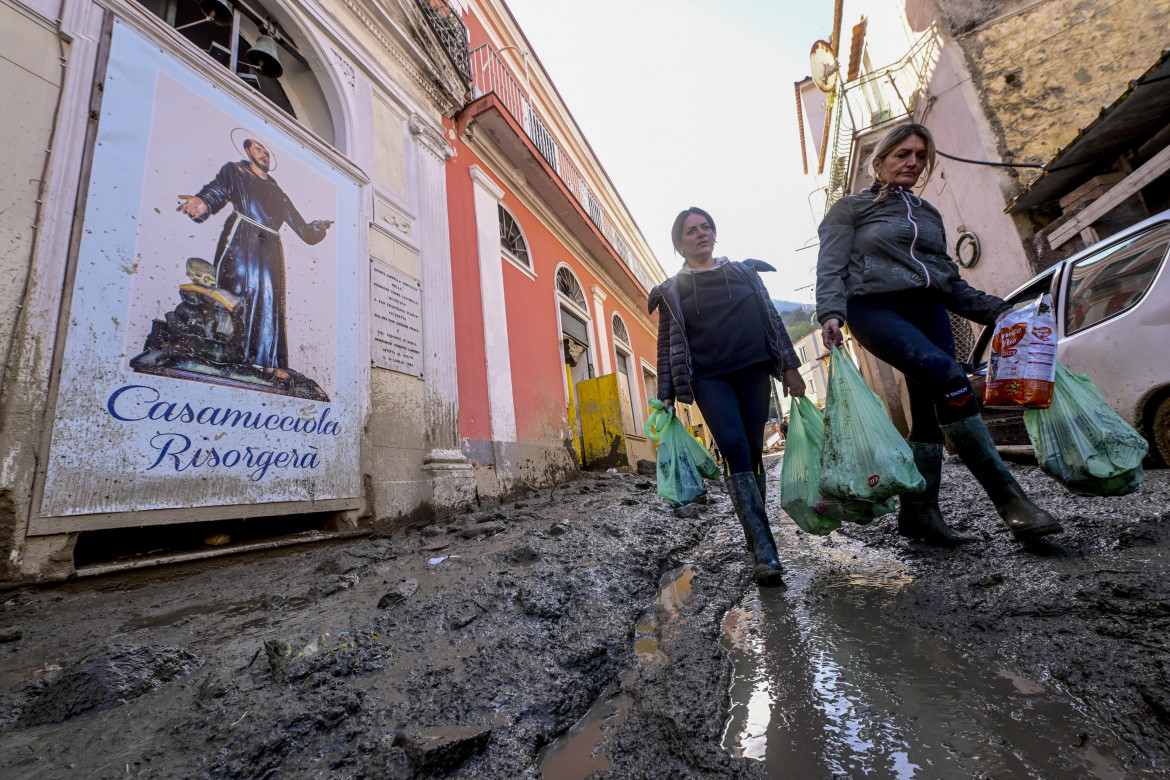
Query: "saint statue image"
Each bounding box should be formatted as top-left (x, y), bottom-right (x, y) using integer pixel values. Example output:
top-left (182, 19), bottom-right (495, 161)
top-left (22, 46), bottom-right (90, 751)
top-left (131, 134), bottom-right (332, 401)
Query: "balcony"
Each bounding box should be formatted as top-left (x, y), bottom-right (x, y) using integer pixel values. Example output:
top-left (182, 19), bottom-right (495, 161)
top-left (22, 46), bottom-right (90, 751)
top-left (417, 0), bottom-right (472, 84)
top-left (466, 44), bottom-right (657, 298)
top-left (824, 30), bottom-right (941, 210)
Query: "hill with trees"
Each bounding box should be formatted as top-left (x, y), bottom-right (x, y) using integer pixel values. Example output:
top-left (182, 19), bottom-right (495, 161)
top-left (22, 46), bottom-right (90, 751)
top-left (771, 300), bottom-right (817, 342)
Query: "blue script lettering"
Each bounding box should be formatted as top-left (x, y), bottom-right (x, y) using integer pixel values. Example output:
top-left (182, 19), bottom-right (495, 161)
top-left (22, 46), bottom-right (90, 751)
top-left (146, 432), bottom-right (320, 482)
top-left (106, 384), bottom-right (341, 436)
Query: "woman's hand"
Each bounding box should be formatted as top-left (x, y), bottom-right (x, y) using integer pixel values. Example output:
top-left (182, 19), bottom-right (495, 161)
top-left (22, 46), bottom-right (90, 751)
top-left (822, 318), bottom-right (844, 351)
top-left (663, 398), bottom-right (674, 416)
top-left (782, 368), bottom-right (805, 397)
top-left (995, 307), bottom-right (1012, 324)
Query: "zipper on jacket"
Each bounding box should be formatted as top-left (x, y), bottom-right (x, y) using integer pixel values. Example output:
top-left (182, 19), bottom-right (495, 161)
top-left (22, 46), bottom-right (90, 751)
top-left (662, 293), bottom-right (695, 388)
top-left (896, 189), bottom-right (932, 288)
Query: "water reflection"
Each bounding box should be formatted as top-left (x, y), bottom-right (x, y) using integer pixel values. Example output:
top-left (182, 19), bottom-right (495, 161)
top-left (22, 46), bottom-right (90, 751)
top-left (723, 528), bottom-right (1134, 778)
top-left (542, 565), bottom-right (696, 779)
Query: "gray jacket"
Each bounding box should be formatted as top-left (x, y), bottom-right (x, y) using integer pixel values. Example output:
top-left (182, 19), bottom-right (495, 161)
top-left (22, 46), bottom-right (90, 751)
top-left (816, 187), bottom-right (1011, 326)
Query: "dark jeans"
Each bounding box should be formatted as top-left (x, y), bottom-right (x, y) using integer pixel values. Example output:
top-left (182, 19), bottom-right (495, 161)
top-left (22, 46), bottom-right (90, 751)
top-left (692, 362), bottom-right (772, 476)
top-left (846, 291), bottom-right (978, 444)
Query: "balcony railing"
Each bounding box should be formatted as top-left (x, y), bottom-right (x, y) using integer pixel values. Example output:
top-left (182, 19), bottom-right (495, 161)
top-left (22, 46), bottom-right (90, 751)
top-left (417, 0), bottom-right (472, 84)
top-left (824, 30), bottom-right (942, 210)
top-left (469, 43), bottom-right (656, 292)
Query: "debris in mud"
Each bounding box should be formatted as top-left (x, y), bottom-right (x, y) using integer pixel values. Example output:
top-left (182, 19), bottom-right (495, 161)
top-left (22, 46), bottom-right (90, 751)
top-left (459, 521), bottom-right (505, 538)
top-left (378, 578), bottom-right (419, 609)
top-left (197, 666), bottom-right (237, 702)
top-left (13, 645), bottom-right (201, 728)
top-left (0, 473), bottom-right (760, 777)
top-left (393, 724), bottom-right (492, 773)
top-left (0, 628), bottom-right (21, 643)
top-left (636, 459), bottom-right (656, 476)
top-left (1137, 681), bottom-right (1170, 724)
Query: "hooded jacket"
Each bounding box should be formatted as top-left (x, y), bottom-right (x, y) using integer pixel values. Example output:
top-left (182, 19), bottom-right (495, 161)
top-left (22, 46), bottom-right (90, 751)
top-left (648, 259), bottom-right (800, 405)
top-left (816, 187), bottom-right (1011, 327)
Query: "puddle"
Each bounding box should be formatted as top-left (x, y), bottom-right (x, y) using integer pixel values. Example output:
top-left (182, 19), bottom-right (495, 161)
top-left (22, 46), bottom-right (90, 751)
top-left (540, 565), bottom-right (694, 779)
top-left (538, 682), bottom-right (633, 779)
top-left (722, 531), bottom-right (1136, 778)
top-left (119, 598), bottom-right (266, 631)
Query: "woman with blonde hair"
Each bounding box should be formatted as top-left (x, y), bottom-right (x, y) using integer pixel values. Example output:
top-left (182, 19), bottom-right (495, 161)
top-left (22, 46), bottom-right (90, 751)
top-left (816, 123), bottom-right (1061, 546)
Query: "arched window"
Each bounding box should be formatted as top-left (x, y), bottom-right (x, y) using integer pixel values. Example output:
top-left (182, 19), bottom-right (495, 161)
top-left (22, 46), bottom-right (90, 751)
top-left (611, 313), bottom-right (629, 346)
top-left (498, 205), bottom-right (530, 268)
top-left (136, 0), bottom-right (334, 143)
top-left (556, 267), bottom-right (587, 312)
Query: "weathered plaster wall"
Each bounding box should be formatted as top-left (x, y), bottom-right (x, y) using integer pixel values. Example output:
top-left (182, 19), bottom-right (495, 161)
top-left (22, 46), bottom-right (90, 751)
top-left (951, 0), bottom-right (1170, 179)
top-left (921, 44), bottom-right (1039, 295)
top-left (0, 4), bottom-right (61, 391)
top-left (365, 369), bottom-right (428, 521)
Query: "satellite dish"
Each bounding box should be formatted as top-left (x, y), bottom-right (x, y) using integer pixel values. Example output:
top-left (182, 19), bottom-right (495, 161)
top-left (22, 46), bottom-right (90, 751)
top-left (810, 40), bottom-right (839, 93)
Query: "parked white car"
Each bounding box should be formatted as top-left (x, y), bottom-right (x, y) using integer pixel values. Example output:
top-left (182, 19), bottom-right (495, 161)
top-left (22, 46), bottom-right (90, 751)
top-left (968, 210), bottom-right (1170, 465)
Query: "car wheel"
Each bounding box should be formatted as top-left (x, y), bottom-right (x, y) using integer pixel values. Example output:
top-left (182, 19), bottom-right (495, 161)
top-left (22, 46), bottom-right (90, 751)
top-left (1153, 395), bottom-right (1170, 468)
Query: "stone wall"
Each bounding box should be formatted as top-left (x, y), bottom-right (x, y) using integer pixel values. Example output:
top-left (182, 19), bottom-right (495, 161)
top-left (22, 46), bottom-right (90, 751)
top-left (944, 0), bottom-right (1170, 185)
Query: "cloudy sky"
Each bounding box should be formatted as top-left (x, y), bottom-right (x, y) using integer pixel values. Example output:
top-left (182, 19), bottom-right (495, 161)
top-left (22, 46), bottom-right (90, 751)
top-left (502, 0), bottom-right (832, 304)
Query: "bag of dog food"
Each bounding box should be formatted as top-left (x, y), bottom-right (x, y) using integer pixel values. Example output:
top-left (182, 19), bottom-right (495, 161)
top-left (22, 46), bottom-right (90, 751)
top-left (984, 294), bottom-right (1057, 408)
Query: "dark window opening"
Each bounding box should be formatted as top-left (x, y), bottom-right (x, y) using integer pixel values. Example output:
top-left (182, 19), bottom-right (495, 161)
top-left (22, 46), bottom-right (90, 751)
top-left (137, 0), bottom-right (301, 118)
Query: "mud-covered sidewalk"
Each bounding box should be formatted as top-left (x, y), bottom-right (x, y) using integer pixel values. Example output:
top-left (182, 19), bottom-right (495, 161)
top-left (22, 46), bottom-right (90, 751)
top-left (1, 461), bottom-right (1169, 778)
top-left (0, 473), bottom-right (762, 779)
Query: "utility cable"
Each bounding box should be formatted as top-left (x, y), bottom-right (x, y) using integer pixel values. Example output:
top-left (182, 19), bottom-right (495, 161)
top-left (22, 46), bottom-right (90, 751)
top-left (936, 149), bottom-right (1045, 169)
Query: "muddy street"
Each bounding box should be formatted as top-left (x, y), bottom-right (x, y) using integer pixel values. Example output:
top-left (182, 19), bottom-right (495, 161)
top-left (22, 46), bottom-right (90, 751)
top-left (1, 462), bottom-right (1169, 778)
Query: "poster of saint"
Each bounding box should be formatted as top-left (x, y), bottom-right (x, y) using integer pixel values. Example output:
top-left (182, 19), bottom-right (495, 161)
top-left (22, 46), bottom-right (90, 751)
top-left (38, 20), bottom-right (362, 527)
top-left (125, 72), bottom-right (337, 402)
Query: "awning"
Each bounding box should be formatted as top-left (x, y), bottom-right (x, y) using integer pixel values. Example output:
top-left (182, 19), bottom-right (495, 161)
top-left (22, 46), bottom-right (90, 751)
top-left (1007, 48), bottom-right (1170, 213)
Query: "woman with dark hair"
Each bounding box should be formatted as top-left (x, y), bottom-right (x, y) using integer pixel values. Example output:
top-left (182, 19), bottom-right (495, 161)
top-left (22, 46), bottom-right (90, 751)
top-left (816, 123), bottom-right (1061, 547)
top-left (649, 207), bottom-right (806, 586)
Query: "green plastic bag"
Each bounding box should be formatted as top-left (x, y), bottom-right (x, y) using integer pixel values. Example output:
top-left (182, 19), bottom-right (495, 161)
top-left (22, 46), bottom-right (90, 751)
top-left (781, 397), bottom-right (842, 535)
top-left (645, 400), bottom-right (721, 507)
top-left (820, 346), bottom-right (924, 504)
top-left (781, 396), bottom-right (894, 533)
top-left (1023, 363), bottom-right (1148, 496)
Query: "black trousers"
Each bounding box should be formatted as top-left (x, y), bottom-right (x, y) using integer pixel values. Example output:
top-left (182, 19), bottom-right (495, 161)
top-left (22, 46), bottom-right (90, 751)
top-left (846, 291), bottom-right (978, 444)
top-left (692, 361), bottom-right (773, 475)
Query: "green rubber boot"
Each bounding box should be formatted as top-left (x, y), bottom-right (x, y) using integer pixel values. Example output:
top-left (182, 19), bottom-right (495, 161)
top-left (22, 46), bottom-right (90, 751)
top-left (897, 442), bottom-right (977, 547)
top-left (725, 472), bottom-right (785, 587)
top-left (940, 415), bottom-right (1062, 540)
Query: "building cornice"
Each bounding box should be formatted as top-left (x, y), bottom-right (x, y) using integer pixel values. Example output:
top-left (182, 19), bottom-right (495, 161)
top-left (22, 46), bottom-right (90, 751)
top-left (465, 132), bottom-right (657, 334)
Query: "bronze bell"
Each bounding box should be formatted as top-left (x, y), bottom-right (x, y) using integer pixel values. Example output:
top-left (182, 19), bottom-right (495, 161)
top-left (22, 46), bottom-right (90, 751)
top-left (245, 35), bottom-right (283, 79)
top-left (198, 0), bottom-right (234, 27)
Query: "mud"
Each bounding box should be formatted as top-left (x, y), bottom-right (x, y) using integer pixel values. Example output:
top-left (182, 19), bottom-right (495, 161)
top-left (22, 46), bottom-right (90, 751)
top-left (0, 474), bottom-right (758, 778)
top-left (838, 459), bottom-right (1170, 772)
top-left (0, 461), bottom-right (1168, 777)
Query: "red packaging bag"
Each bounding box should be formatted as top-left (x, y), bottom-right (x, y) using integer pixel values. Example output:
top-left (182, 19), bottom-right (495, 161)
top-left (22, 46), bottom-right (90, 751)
top-left (984, 293), bottom-right (1057, 408)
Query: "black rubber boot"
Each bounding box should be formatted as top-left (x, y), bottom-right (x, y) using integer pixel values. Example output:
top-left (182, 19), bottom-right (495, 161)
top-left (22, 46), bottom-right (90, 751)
top-left (897, 442), bottom-right (977, 547)
top-left (940, 415), bottom-right (1062, 540)
top-left (725, 472), bottom-right (785, 587)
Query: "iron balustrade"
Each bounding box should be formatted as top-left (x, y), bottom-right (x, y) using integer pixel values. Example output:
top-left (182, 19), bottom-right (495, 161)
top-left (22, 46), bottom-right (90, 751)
top-left (417, 0), bottom-right (472, 84)
top-left (469, 43), bottom-right (656, 292)
top-left (824, 29), bottom-right (942, 211)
